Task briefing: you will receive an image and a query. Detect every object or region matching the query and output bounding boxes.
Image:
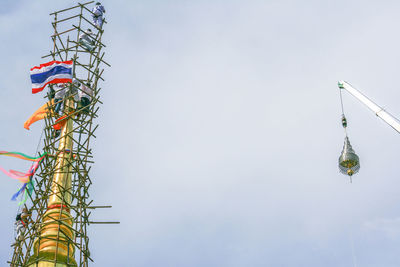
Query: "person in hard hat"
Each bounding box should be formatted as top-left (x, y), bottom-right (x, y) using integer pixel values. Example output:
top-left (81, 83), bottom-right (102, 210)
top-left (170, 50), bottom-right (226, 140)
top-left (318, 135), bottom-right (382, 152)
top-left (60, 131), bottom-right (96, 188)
top-left (79, 29), bottom-right (95, 52)
top-left (20, 208), bottom-right (31, 224)
top-left (14, 215), bottom-right (24, 242)
top-left (77, 82), bottom-right (93, 115)
top-left (52, 83), bottom-right (70, 138)
top-left (69, 78), bottom-right (81, 102)
top-left (54, 83), bottom-right (68, 114)
top-left (48, 84), bottom-right (55, 100)
top-left (92, 2), bottom-right (106, 29)
top-left (15, 208), bottom-right (31, 242)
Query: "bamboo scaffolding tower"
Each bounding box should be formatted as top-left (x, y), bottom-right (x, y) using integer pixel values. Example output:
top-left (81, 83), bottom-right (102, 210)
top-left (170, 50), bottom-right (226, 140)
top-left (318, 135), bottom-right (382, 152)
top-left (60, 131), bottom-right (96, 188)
top-left (9, 2), bottom-right (116, 266)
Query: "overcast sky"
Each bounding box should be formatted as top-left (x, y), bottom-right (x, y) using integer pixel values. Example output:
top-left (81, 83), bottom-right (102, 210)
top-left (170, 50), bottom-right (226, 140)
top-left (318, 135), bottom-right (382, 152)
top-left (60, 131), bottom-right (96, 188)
top-left (1, 1), bottom-right (400, 266)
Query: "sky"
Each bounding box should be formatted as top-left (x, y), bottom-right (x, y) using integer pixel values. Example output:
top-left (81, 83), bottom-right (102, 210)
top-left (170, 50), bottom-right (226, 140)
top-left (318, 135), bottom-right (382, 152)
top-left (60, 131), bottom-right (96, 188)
top-left (1, 0), bottom-right (400, 266)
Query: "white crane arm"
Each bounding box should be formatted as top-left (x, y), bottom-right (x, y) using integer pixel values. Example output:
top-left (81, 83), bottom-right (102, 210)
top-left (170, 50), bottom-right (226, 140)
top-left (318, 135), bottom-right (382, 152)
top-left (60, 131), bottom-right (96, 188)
top-left (338, 80), bottom-right (400, 134)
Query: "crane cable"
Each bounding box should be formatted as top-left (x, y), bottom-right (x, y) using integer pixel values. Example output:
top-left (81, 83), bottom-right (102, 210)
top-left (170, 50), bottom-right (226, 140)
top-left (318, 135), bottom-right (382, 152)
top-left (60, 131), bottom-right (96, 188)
top-left (339, 88), bottom-right (348, 136)
top-left (339, 88), bottom-right (354, 183)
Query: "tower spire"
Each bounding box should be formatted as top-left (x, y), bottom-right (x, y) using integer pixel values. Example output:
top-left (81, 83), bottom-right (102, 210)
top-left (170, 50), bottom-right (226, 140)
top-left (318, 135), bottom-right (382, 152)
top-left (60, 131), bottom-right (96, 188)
top-left (10, 2), bottom-right (112, 266)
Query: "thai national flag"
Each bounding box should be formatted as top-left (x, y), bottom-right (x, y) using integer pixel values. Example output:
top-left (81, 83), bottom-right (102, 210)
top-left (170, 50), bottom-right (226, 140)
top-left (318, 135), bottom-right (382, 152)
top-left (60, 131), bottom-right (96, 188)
top-left (30, 60), bottom-right (73, 94)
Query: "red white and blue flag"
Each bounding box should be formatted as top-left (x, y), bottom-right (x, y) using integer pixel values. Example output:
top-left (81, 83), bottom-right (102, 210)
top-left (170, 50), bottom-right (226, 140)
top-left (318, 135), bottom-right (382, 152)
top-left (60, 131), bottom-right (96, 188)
top-left (30, 60), bottom-right (73, 94)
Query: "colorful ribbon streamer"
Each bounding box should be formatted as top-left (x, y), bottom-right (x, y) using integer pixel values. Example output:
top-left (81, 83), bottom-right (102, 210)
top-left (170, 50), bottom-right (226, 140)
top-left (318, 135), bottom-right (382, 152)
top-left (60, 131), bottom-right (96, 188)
top-left (0, 151), bottom-right (44, 162)
top-left (0, 158), bottom-right (43, 183)
top-left (11, 180), bottom-right (35, 206)
top-left (0, 151), bottom-right (46, 205)
top-left (13, 154), bottom-right (45, 205)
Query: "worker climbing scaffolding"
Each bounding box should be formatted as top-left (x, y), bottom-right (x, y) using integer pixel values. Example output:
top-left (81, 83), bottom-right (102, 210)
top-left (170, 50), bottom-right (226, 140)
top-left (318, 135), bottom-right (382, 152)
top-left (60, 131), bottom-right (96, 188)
top-left (77, 82), bottom-right (94, 115)
top-left (53, 83), bottom-right (68, 114)
top-left (92, 2), bottom-right (106, 29)
top-left (4, 2), bottom-right (115, 266)
top-left (79, 28), bottom-right (96, 51)
top-left (14, 208), bottom-right (32, 243)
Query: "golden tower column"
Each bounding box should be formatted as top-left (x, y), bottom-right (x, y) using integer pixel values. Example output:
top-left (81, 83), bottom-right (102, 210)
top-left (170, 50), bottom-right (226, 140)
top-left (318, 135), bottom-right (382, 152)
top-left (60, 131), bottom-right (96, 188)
top-left (28, 98), bottom-right (77, 267)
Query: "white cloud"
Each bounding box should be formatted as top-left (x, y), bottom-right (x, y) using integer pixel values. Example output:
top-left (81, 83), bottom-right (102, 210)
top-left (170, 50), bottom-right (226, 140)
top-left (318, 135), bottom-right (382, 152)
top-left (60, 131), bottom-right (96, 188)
top-left (1, 1), bottom-right (400, 266)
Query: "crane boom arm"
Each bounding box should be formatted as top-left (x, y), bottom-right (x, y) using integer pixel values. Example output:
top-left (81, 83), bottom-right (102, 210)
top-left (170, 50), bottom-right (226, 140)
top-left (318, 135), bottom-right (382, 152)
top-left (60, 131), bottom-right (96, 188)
top-left (338, 80), bottom-right (400, 134)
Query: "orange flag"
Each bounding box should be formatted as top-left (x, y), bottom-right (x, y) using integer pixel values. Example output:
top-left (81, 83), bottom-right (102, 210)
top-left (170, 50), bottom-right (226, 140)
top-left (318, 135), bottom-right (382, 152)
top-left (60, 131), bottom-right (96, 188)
top-left (53, 115), bottom-right (68, 130)
top-left (24, 99), bottom-right (54, 130)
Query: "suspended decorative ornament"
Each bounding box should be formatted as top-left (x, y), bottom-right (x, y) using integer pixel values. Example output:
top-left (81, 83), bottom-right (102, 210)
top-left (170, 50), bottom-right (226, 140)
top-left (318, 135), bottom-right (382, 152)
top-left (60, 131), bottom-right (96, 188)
top-left (338, 88), bottom-right (360, 180)
top-left (338, 136), bottom-right (360, 176)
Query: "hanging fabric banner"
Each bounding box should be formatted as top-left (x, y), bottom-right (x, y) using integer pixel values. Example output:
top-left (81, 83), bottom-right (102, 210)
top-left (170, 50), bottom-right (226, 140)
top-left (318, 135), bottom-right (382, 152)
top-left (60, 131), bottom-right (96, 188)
top-left (24, 99), bottom-right (54, 130)
top-left (0, 152), bottom-right (46, 205)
